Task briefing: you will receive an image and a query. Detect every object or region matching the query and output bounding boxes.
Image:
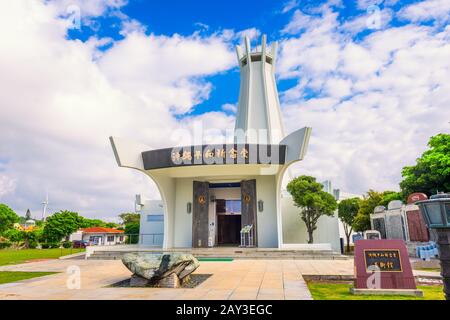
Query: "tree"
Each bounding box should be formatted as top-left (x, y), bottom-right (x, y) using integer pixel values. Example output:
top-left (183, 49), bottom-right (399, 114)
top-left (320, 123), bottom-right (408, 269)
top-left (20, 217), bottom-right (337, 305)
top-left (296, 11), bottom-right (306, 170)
top-left (3, 228), bottom-right (22, 244)
top-left (104, 222), bottom-right (119, 229)
top-left (42, 210), bottom-right (83, 243)
top-left (379, 191), bottom-right (403, 207)
top-left (353, 190), bottom-right (384, 232)
top-left (119, 213), bottom-right (140, 225)
top-left (79, 218), bottom-right (107, 228)
top-left (338, 198), bottom-right (360, 253)
top-left (4, 228), bottom-right (42, 249)
top-left (287, 176), bottom-right (337, 244)
top-left (125, 222), bottom-right (140, 244)
top-left (400, 133), bottom-right (450, 198)
top-left (0, 204), bottom-right (20, 234)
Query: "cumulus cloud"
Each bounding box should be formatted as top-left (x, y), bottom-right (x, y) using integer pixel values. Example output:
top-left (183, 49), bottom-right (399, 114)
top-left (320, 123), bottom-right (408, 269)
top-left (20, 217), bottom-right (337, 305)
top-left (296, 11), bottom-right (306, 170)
top-left (221, 103), bottom-right (238, 114)
top-left (2, 0), bottom-right (450, 220)
top-left (278, 5), bottom-right (450, 194)
top-left (281, 0), bottom-right (299, 14)
top-left (0, 0), bottom-right (236, 218)
top-left (50, 0), bottom-right (127, 18)
top-left (398, 0), bottom-right (450, 24)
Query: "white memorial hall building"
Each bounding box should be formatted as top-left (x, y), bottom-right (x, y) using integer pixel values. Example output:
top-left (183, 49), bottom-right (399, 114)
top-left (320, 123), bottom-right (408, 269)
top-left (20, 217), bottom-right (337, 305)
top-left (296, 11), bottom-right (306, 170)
top-left (110, 35), bottom-right (341, 252)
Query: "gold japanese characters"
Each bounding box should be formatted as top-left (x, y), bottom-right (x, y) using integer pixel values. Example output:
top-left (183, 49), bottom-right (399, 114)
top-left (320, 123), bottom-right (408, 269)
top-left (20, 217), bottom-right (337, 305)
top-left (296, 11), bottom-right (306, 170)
top-left (171, 147), bottom-right (250, 164)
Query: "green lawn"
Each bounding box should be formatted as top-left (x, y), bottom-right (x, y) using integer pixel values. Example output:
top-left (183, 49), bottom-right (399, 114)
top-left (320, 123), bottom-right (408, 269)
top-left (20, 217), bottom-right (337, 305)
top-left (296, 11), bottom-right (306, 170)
top-left (307, 281), bottom-right (444, 300)
top-left (0, 271), bottom-right (57, 285)
top-left (0, 248), bottom-right (85, 266)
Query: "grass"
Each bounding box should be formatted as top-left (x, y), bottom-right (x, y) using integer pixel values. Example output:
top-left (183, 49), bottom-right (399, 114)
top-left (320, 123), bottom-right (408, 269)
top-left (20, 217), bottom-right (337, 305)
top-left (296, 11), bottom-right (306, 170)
top-left (307, 281), bottom-right (445, 300)
top-left (0, 248), bottom-right (85, 266)
top-left (0, 271), bottom-right (57, 285)
top-left (197, 257), bottom-right (234, 262)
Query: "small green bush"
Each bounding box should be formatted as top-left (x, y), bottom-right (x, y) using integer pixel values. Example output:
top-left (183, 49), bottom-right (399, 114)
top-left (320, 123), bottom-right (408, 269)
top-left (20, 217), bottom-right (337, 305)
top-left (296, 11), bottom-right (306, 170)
top-left (50, 242), bottom-right (61, 249)
top-left (62, 241), bottom-right (72, 249)
top-left (41, 242), bottom-right (60, 249)
top-left (0, 242), bottom-right (12, 249)
top-left (28, 241), bottom-right (38, 249)
top-left (41, 243), bottom-right (50, 249)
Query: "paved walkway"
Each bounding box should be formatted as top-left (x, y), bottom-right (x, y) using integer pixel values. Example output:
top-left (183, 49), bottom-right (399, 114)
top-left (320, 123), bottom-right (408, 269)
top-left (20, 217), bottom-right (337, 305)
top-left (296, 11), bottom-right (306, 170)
top-left (0, 259), bottom-right (314, 300)
top-left (0, 259), bottom-right (440, 300)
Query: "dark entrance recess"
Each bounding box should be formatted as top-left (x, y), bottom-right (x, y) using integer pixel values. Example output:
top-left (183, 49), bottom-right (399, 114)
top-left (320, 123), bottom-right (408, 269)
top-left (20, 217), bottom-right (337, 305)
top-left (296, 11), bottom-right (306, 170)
top-left (217, 215), bottom-right (241, 245)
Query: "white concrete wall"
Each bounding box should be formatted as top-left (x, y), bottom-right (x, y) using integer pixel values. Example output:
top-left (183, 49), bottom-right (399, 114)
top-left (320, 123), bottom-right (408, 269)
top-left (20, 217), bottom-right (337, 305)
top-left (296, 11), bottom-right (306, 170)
top-left (173, 178), bottom-right (194, 247)
top-left (281, 196), bottom-right (341, 252)
top-left (69, 231), bottom-right (82, 241)
top-left (255, 175), bottom-right (278, 247)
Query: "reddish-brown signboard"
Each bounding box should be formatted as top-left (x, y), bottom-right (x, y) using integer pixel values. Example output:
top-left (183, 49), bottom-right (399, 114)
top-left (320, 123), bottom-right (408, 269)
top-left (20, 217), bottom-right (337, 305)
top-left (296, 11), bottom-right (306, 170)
top-left (354, 240), bottom-right (416, 289)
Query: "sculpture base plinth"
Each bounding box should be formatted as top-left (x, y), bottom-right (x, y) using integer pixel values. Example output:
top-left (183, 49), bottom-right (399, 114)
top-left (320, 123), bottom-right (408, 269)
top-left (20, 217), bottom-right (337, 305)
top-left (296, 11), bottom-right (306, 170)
top-left (350, 287), bottom-right (423, 297)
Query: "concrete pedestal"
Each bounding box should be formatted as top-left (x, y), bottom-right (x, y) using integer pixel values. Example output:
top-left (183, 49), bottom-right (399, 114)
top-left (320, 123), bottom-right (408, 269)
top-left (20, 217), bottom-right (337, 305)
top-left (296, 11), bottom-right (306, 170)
top-left (350, 287), bottom-right (423, 297)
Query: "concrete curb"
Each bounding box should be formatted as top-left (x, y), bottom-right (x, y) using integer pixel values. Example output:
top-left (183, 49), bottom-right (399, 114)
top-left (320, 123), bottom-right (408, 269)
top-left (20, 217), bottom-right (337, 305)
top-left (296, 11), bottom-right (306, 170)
top-left (58, 252), bottom-right (86, 260)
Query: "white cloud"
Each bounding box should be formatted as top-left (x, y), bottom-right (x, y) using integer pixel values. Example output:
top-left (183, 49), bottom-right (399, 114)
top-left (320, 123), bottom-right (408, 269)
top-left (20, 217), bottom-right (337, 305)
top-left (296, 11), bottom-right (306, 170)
top-left (51, 0), bottom-right (127, 18)
top-left (2, 0), bottom-right (450, 220)
top-left (282, 9), bottom-right (316, 34)
top-left (98, 32), bottom-right (235, 114)
top-left (278, 7), bottom-right (450, 194)
top-left (119, 18), bottom-right (147, 36)
top-left (235, 28), bottom-right (261, 42)
top-left (0, 175), bottom-right (17, 199)
top-left (281, 0), bottom-right (299, 14)
top-left (221, 103), bottom-right (238, 114)
top-left (0, 0), bottom-right (236, 218)
top-left (398, 0), bottom-right (450, 23)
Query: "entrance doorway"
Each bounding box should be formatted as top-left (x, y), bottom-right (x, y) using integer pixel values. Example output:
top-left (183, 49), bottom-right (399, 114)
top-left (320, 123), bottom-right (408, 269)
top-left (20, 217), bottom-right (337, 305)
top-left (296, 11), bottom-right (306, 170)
top-left (217, 214), bottom-right (241, 245)
top-left (192, 180), bottom-right (257, 248)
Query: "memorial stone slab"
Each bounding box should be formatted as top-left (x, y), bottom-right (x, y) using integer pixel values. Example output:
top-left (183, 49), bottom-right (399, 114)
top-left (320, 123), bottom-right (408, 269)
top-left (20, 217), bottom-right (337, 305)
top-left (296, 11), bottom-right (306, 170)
top-left (386, 214), bottom-right (406, 240)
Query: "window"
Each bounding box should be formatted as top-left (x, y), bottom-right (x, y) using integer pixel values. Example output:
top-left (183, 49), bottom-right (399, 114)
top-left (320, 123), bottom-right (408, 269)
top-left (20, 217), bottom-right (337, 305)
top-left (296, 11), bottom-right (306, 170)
top-left (119, 236), bottom-right (124, 241)
top-left (250, 54), bottom-right (262, 62)
top-left (107, 235), bottom-right (115, 242)
top-left (225, 200), bottom-right (241, 214)
top-left (147, 215), bottom-right (164, 222)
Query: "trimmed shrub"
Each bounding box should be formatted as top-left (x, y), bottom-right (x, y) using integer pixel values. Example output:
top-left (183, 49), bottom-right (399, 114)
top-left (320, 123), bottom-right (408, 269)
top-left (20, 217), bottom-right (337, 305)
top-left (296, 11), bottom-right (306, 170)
top-left (49, 242), bottom-right (61, 248)
top-left (41, 242), bottom-right (60, 249)
top-left (62, 241), bottom-right (72, 249)
top-left (0, 242), bottom-right (12, 249)
top-left (28, 241), bottom-right (38, 249)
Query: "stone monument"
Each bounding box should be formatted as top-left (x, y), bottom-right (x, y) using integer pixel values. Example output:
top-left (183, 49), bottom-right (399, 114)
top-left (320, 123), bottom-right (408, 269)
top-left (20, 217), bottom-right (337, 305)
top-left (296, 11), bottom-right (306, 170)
top-left (122, 252), bottom-right (200, 288)
top-left (351, 239), bottom-right (423, 296)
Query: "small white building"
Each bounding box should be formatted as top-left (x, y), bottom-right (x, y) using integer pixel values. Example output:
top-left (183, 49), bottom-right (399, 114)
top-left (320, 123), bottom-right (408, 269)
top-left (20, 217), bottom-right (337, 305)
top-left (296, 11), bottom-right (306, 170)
top-left (70, 227), bottom-right (125, 246)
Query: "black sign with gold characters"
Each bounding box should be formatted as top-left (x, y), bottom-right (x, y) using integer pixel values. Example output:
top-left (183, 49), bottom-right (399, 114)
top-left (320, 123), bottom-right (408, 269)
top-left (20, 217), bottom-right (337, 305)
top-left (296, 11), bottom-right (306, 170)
top-left (364, 249), bottom-right (402, 272)
top-left (142, 144), bottom-right (286, 170)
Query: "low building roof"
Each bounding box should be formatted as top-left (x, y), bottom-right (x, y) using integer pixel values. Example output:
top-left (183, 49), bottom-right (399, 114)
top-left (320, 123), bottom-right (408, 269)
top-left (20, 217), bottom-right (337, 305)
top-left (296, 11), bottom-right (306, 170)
top-left (80, 227), bottom-right (124, 234)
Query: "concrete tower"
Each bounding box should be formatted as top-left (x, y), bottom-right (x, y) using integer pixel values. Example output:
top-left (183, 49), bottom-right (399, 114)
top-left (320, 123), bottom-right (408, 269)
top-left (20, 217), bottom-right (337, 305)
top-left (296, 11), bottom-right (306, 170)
top-left (235, 35), bottom-right (285, 144)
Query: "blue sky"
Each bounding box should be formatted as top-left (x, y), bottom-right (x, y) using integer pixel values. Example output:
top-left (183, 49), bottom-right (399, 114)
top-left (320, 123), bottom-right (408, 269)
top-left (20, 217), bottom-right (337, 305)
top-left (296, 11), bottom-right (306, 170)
top-left (66, 0), bottom-right (416, 116)
top-left (64, 0), bottom-right (439, 118)
top-left (1, 0), bottom-right (449, 219)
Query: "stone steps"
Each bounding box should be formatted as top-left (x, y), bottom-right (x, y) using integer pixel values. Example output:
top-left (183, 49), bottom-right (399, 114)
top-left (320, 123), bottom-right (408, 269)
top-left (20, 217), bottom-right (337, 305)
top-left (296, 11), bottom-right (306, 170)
top-left (87, 249), bottom-right (348, 260)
